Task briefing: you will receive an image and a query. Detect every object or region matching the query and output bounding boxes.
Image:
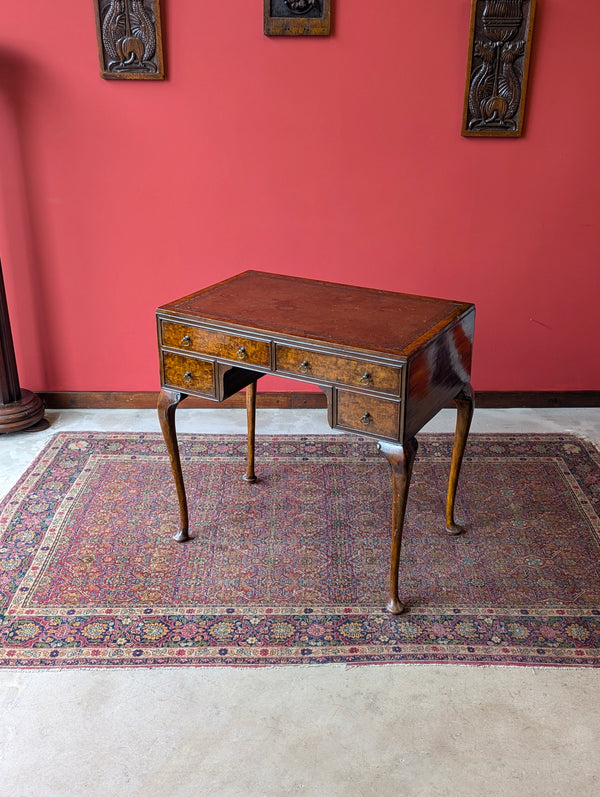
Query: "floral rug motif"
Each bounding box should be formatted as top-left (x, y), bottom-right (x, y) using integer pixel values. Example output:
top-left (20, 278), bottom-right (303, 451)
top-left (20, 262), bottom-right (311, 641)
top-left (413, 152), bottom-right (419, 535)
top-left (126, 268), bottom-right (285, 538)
top-left (1, 432), bottom-right (599, 668)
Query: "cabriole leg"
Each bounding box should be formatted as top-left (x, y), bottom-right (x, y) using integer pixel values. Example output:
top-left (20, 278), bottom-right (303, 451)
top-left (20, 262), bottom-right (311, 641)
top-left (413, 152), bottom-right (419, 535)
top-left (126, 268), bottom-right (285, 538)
top-left (157, 388), bottom-right (190, 542)
top-left (446, 383), bottom-right (475, 535)
top-left (377, 438), bottom-right (418, 614)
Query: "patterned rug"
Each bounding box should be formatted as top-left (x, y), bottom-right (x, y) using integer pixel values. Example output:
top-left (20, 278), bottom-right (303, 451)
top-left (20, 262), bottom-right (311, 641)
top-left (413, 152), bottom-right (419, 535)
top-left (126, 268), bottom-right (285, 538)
top-left (1, 432), bottom-right (599, 669)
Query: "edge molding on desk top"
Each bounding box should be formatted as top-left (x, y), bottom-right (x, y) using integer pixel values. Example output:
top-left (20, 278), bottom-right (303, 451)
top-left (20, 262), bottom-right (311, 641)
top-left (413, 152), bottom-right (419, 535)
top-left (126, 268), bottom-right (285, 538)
top-left (157, 271), bottom-right (474, 359)
top-left (157, 271), bottom-right (475, 443)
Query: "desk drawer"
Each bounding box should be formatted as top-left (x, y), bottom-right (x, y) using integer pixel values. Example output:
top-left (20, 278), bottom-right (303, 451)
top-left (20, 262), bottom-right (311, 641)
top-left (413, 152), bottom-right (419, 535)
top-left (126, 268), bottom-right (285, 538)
top-left (275, 345), bottom-right (401, 395)
top-left (161, 321), bottom-right (271, 368)
top-left (161, 352), bottom-right (216, 397)
top-left (335, 390), bottom-right (400, 440)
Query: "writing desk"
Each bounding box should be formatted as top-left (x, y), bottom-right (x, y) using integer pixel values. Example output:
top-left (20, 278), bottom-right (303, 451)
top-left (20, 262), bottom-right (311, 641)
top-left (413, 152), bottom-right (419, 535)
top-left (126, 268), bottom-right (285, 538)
top-left (157, 271), bottom-right (475, 613)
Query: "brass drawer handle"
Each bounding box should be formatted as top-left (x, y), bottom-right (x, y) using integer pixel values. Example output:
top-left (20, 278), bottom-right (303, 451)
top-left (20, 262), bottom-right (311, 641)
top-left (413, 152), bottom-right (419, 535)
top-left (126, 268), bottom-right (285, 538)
top-left (298, 360), bottom-right (310, 374)
top-left (180, 335), bottom-right (191, 348)
top-left (182, 371), bottom-right (193, 384)
top-left (359, 371), bottom-right (372, 386)
top-left (237, 346), bottom-right (247, 360)
top-left (360, 412), bottom-right (372, 426)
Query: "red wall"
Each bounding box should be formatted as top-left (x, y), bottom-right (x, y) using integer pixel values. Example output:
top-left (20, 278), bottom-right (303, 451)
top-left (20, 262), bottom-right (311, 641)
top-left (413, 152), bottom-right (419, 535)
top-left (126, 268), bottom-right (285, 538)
top-left (0, 2), bottom-right (598, 394)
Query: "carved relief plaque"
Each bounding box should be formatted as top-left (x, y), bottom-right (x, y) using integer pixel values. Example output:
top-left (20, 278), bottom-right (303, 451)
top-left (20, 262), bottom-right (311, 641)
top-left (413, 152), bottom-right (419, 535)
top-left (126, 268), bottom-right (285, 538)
top-left (264, 0), bottom-right (331, 36)
top-left (94, 0), bottom-right (165, 80)
top-left (462, 0), bottom-right (536, 136)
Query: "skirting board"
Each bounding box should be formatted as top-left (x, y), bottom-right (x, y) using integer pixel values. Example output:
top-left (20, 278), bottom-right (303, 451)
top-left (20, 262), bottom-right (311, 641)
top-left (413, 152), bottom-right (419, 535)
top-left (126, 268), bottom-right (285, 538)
top-left (38, 391), bottom-right (600, 410)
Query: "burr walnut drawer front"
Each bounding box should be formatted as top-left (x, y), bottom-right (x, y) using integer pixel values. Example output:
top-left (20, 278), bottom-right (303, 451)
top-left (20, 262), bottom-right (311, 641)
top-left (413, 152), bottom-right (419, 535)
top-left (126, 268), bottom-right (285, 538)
top-left (161, 321), bottom-right (271, 368)
top-left (335, 389), bottom-right (400, 440)
top-left (161, 352), bottom-right (216, 397)
top-left (275, 345), bottom-right (401, 395)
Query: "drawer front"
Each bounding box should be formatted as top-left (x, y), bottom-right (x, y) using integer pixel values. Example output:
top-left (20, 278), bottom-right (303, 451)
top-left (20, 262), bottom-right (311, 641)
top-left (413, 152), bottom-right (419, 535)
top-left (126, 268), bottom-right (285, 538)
top-left (161, 352), bottom-right (216, 396)
top-left (275, 345), bottom-right (401, 395)
top-left (161, 321), bottom-right (271, 368)
top-left (335, 390), bottom-right (400, 440)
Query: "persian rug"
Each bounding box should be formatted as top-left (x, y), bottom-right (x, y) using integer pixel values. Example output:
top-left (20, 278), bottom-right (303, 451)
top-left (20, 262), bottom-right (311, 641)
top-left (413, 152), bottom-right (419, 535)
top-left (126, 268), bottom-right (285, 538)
top-left (1, 432), bottom-right (599, 669)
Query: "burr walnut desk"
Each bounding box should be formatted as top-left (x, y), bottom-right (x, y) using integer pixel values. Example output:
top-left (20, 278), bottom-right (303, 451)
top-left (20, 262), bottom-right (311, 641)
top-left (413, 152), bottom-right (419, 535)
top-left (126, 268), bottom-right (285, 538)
top-left (157, 271), bottom-right (475, 613)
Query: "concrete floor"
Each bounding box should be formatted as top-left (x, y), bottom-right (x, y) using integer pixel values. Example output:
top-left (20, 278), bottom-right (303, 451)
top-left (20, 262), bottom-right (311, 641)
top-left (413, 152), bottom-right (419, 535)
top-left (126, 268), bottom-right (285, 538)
top-left (1, 407), bottom-right (600, 796)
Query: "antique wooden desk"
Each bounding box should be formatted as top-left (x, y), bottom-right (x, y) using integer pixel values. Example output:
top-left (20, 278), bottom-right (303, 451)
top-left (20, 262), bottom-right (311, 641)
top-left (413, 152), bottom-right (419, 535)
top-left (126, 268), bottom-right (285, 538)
top-left (157, 271), bottom-right (475, 613)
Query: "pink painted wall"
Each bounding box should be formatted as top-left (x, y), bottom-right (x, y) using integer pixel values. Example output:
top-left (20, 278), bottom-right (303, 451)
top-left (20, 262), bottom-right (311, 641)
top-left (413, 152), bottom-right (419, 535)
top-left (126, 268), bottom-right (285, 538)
top-left (0, 2), bottom-right (598, 394)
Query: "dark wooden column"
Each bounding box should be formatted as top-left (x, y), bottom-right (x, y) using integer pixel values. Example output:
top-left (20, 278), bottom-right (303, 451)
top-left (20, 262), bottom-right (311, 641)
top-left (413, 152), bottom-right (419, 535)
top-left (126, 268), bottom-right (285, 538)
top-left (0, 258), bottom-right (47, 433)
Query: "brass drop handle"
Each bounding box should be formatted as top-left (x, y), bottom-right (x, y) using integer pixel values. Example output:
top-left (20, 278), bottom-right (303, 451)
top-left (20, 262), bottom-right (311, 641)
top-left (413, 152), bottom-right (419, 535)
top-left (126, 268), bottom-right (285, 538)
top-left (359, 371), bottom-right (372, 385)
top-left (181, 335), bottom-right (191, 348)
top-left (182, 371), bottom-right (193, 384)
top-left (237, 346), bottom-right (247, 360)
top-left (360, 412), bottom-right (372, 426)
top-left (298, 360), bottom-right (310, 374)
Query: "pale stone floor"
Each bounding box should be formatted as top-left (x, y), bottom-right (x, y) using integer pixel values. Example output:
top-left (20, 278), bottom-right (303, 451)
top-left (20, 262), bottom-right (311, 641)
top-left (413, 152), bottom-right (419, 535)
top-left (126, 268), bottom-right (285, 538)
top-left (1, 407), bottom-right (600, 796)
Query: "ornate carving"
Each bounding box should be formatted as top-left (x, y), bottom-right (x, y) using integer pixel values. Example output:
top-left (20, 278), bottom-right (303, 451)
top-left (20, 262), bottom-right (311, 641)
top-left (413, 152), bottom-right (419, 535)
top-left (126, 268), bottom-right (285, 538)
top-left (462, 0), bottom-right (536, 137)
top-left (284, 0), bottom-right (321, 14)
top-left (94, 0), bottom-right (164, 80)
top-left (264, 0), bottom-right (331, 36)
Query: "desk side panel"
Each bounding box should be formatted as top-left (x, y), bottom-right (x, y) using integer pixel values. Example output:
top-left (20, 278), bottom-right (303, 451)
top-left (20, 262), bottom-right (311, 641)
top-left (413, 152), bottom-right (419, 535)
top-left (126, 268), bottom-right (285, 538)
top-left (404, 309), bottom-right (475, 441)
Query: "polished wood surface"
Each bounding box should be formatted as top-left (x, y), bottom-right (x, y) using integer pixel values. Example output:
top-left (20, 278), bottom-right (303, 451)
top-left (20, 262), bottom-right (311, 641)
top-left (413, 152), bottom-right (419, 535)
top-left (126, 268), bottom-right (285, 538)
top-left (243, 380), bottom-right (258, 484)
top-left (335, 389), bottom-right (400, 440)
top-left (446, 384), bottom-right (475, 534)
top-left (157, 271), bottom-right (476, 612)
top-left (275, 344), bottom-right (402, 395)
top-left (378, 438), bottom-right (419, 614)
top-left (161, 320), bottom-right (272, 369)
top-left (157, 388), bottom-right (189, 542)
top-left (0, 258), bottom-right (47, 434)
top-left (160, 271), bottom-right (472, 358)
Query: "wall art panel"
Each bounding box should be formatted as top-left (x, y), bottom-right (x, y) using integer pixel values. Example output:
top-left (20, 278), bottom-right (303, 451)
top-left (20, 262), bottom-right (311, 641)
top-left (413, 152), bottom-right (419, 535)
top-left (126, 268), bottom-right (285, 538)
top-left (264, 0), bottom-right (331, 36)
top-left (94, 0), bottom-right (165, 80)
top-left (462, 0), bottom-right (536, 136)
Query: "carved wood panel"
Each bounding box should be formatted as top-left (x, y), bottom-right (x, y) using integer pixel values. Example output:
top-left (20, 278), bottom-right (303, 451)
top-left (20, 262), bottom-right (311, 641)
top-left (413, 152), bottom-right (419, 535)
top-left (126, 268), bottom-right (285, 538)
top-left (462, 0), bottom-right (536, 137)
top-left (264, 0), bottom-right (331, 36)
top-left (94, 0), bottom-right (165, 80)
